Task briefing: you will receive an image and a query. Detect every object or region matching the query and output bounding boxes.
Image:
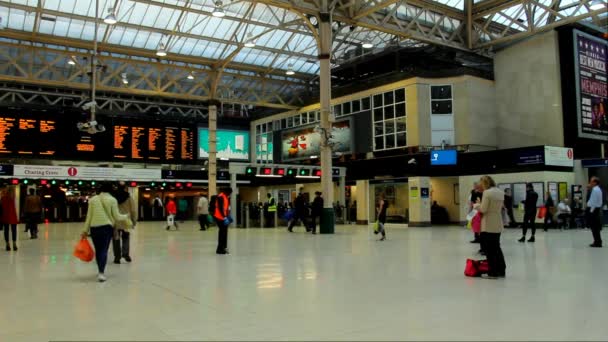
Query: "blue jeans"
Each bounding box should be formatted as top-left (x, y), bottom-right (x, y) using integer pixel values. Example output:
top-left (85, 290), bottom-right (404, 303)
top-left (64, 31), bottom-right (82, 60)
top-left (90, 225), bottom-right (113, 273)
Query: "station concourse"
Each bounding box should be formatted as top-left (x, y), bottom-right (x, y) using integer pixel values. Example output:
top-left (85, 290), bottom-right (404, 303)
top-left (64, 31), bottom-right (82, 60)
top-left (0, 0), bottom-right (607, 341)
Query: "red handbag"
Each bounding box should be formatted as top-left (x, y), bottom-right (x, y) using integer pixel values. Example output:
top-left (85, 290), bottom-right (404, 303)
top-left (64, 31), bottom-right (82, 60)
top-left (537, 206), bottom-right (547, 219)
top-left (465, 259), bottom-right (489, 277)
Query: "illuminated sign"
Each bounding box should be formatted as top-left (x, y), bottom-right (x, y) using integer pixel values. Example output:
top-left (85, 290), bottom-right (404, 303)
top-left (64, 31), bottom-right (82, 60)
top-left (313, 169), bottom-right (322, 177)
top-left (261, 167), bottom-right (272, 175)
top-left (274, 168), bottom-right (285, 176)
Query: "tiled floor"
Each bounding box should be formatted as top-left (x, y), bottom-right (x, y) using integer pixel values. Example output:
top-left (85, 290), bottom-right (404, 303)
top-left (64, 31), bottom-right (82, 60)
top-left (0, 221), bottom-right (607, 341)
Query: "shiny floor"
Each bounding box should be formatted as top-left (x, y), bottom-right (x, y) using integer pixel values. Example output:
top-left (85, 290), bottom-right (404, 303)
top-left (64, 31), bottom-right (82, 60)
top-left (0, 221), bottom-right (606, 341)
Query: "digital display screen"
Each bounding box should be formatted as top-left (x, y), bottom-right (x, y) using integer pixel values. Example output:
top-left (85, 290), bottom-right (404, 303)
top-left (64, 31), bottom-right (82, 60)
top-left (430, 150), bottom-right (457, 165)
top-left (198, 129), bottom-right (250, 160)
top-left (298, 169), bottom-right (311, 176)
top-left (313, 169), bottom-right (322, 177)
top-left (0, 115), bottom-right (59, 157)
top-left (261, 167), bottom-right (272, 175)
top-left (274, 168), bottom-right (285, 176)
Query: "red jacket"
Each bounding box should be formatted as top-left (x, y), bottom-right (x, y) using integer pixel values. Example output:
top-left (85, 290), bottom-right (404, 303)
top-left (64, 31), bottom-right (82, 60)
top-left (166, 200), bottom-right (177, 215)
top-left (1, 196), bottom-right (18, 224)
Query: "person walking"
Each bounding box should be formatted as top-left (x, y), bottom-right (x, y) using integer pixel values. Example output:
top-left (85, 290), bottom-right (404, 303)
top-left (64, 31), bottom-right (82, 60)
top-left (165, 196), bottom-right (178, 230)
top-left (23, 188), bottom-right (42, 239)
top-left (310, 192), bottom-right (323, 234)
top-left (376, 192), bottom-right (389, 241)
top-left (503, 188), bottom-right (517, 228)
top-left (543, 191), bottom-right (556, 232)
top-left (288, 189), bottom-right (309, 232)
top-left (587, 177), bottom-right (604, 247)
top-left (1, 187), bottom-right (19, 251)
top-left (265, 193), bottom-right (277, 227)
top-left (213, 187), bottom-right (233, 255)
top-left (112, 184), bottom-right (137, 264)
top-left (197, 193), bottom-right (209, 231)
top-left (474, 176), bottom-right (506, 279)
top-left (469, 183), bottom-right (483, 243)
top-left (81, 183), bottom-right (132, 282)
top-left (519, 183), bottom-right (539, 243)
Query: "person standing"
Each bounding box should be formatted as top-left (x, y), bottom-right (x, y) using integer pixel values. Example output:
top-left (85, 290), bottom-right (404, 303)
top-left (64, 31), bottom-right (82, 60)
top-left (165, 196), bottom-right (178, 230)
top-left (213, 187), bottom-right (233, 255)
top-left (310, 192), bottom-right (324, 234)
top-left (23, 188), bottom-right (42, 239)
top-left (112, 184), bottom-right (137, 264)
top-left (519, 183), bottom-right (539, 243)
top-left (556, 198), bottom-right (572, 229)
top-left (265, 193), bottom-right (276, 228)
top-left (81, 183), bottom-right (131, 282)
top-left (197, 193), bottom-right (209, 231)
top-left (1, 187), bottom-right (19, 251)
top-left (469, 183), bottom-right (483, 243)
top-left (503, 188), bottom-right (517, 228)
top-left (288, 189), bottom-right (309, 232)
top-left (474, 176), bottom-right (506, 279)
top-left (376, 193), bottom-right (389, 241)
top-left (587, 177), bottom-right (604, 248)
top-left (543, 191), bottom-right (556, 232)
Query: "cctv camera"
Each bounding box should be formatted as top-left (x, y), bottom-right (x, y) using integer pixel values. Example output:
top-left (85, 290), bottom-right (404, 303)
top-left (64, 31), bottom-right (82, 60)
top-left (81, 100), bottom-right (97, 110)
top-left (408, 158), bottom-right (417, 165)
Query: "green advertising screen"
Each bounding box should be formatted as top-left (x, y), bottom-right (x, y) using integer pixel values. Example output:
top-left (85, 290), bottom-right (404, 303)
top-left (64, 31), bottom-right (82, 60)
top-left (198, 129), bottom-right (250, 161)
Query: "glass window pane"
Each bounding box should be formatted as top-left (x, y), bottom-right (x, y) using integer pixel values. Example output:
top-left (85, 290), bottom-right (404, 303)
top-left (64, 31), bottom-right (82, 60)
top-left (396, 133), bottom-right (407, 147)
top-left (384, 91), bottom-right (394, 105)
top-left (431, 85), bottom-right (452, 99)
top-left (287, 117), bottom-right (293, 127)
top-left (395, 88), bottom-right (405, 103)
top-left (374, 108), bottom-right (383, 122)
top-left (256, 125), bottom-right (261, 134)
top-left (301, 114), bottom-right (308, 124)
top-left (395, 103), bottom-right (406, 117)
top-left (373, 94), bottom-right (383, 108)
top-left (334, 104), bottom-right (342, 116)
top-left (268, 122), bottom-right (273, 131)
top-left (316, 111), bottom-right (320, 121)
top-left (281, 119), bottom-right (287, 128)
top-left (375, 136), bottom-right (384, 150)
top-left (343, 101), bottom-right (351, 115)
top-left (352, 100), bottom-right (360, 113)
top-left (362, 97), bottom-right (371, 110)
top-left (385, 119), bottom-right (395, 134)
top-left (432, 100), bottom-right (452, 114)
top-left (396, 118), bottom-right (406, 132)
top-left (385, 105), bottom-right (394, 119)
top-left (385, 135), bottom-right (395, 149)
top-left (375, 122), bottom-right (383, 136)
top-left (294, 115), bottom-right (300, 126)
top-left (308, 112), bottom-right (315, 122)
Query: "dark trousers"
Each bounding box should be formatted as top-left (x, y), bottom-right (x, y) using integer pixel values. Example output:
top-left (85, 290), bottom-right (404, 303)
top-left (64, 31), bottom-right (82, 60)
top-left (588, 210), bottom-right (602, 246)
top-left (480, 232), bottom-right (506, 276)
top-left (287, 214), bottom-right (308, 231)
top-left (198, 214), bottom-right (209, 230)
top-left (507, 209), bottom-right (517, 227)
top-left (215, 219), bottom-right (228, 253)
top-left (90, 225), bottom-right (113, 274)
top-left (522, 212), bottom-right (536, 237)
top-left (544, 213), bottom-right (555, 230)
top-left (3, 224), bottom-right (17, 243)
top-left (310, 215), bottom-right (320, 232)
top-left (265, 212), bottom-right (275, 227)
top-left (112, 230), bottom-right (130, 260)
top-left (25, 212), bottom-right (40, 237)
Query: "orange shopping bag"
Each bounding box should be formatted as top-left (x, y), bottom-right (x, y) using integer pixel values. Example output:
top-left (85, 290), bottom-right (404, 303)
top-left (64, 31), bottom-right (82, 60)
top-left (537, 206), bottom-right (547, 219)
top-left (73, 238), bottom-right (94, 262)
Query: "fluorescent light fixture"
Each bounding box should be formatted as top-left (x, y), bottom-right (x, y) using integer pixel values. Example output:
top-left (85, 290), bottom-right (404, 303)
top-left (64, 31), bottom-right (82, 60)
top-left (187, 72), bottom-right (194, 80)
top-left (590, 0), bottom-right (604, 10)
top-left (296, 175), bottom-right (320, 179)
top-left (121, 73), bottom-right (128, 85)
top-left (212, 1), bottom-right (225, 17)
top-left (220, 157), bottom-right (229, 161)
top-left (103, 7), bottom-right (117, 25)
top-left (362, 42), bottom-right (373, 49)
top-left (310, 155), bottom-right (318, 159)
top-left (156, 42), bottom-right (167, 57)
top-left (244, 32), bottom-right (256, 47)
top-left (286, 64), bottom-right (295, 75)
top-left (256, 175), bottom-right (282, 178)
top-left (67, 56), bottom-right (76, 65)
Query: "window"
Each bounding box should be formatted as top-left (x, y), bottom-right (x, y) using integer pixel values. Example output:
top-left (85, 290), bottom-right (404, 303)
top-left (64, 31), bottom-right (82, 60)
top-left (255, 123), bottom-right (274, 163)
top-left (431, 85), bottom-right (453, 115)
top-left (430, 84), bottom-right (454, 146)
top-left (372, 89), bottom-right (407, 151)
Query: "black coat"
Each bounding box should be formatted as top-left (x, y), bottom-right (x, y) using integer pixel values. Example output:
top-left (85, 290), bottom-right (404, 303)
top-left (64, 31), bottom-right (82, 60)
top-left (524, 190), bottom-right (539, 214)
top-left (312, 197), bottom-right (323, 216)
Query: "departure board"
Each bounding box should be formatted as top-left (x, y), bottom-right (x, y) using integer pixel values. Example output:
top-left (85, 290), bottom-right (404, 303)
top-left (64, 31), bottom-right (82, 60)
top-left (113, 125), bottom-right (130, 159)
top-left (0, 115), bottom-right (59, 156)
top-left (180, 128), bottom-right (194, 161)
top-left (148, 127), bottom-right (163, 161)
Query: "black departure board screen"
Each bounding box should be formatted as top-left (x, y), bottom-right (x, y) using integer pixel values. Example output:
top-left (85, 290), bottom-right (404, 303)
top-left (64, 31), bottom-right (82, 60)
top-left (0, 115), bottom-right (59, 156)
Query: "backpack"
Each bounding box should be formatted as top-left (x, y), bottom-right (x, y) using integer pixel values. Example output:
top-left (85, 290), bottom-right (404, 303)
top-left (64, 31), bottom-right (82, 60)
top-left (208, 195), bottom-right (218, 215)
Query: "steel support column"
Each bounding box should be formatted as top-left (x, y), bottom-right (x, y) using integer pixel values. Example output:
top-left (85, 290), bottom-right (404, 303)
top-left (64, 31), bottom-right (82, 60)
top-left (208, 104), bottom-right (218, 196)
top-left (318, 2), bottom-right (334, 234)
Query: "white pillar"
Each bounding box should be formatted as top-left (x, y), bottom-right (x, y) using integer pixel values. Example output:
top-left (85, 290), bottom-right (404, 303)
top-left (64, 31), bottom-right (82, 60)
top-left (208, 104), bottom-right (218, 196)
top-left (408, 177), bottom-right (431, 227)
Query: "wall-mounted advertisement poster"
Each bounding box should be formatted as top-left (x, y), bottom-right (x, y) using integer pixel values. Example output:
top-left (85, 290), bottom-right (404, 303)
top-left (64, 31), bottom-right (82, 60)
top-left (574, 29), bottom-right (608, 141)
top-left (281, 119), bottom-right (352, 161)
top-left (198, 129), bottom-right (250, 161)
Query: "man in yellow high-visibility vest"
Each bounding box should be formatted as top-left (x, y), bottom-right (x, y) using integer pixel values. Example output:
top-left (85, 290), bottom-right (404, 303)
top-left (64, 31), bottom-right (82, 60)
top-left (265, 193), bottom-right (276, 227)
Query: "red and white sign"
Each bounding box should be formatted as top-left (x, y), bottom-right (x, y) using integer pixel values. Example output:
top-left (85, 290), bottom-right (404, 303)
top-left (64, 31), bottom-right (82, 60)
top-left (544, 146), bottom-right (574, 167)
top-left (13, 165), bottom-right (161, 181)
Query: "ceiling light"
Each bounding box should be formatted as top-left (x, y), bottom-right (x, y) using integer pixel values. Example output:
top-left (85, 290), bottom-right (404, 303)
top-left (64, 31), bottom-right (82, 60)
top-left (286, 64), bottom-right (295, 76)
top-left (121, 73), bottom-right (128, 85)
top-left (362, 42), bottom-right (374, 49)
top-left (212, 1), bottom-right (225, 17)
top-left (244, 32), bottom-right (256, 48)
top-left (187, 72), bottom-right (194, 80)
top-left (67, 56), bottom-right (76, 65)
top-left (590, 0), bottom-right (604, 10)
top-left (156, 42), bottom-right (167, 57)
top-left (103, 7), bottom-right (117, 25)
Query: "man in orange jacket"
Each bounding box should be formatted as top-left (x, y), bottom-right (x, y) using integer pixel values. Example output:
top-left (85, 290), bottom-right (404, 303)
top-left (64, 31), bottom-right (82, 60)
top-left (213, 187), bottom-right (233, 254)
top-left (166, 196), bottom-right (178, 231)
